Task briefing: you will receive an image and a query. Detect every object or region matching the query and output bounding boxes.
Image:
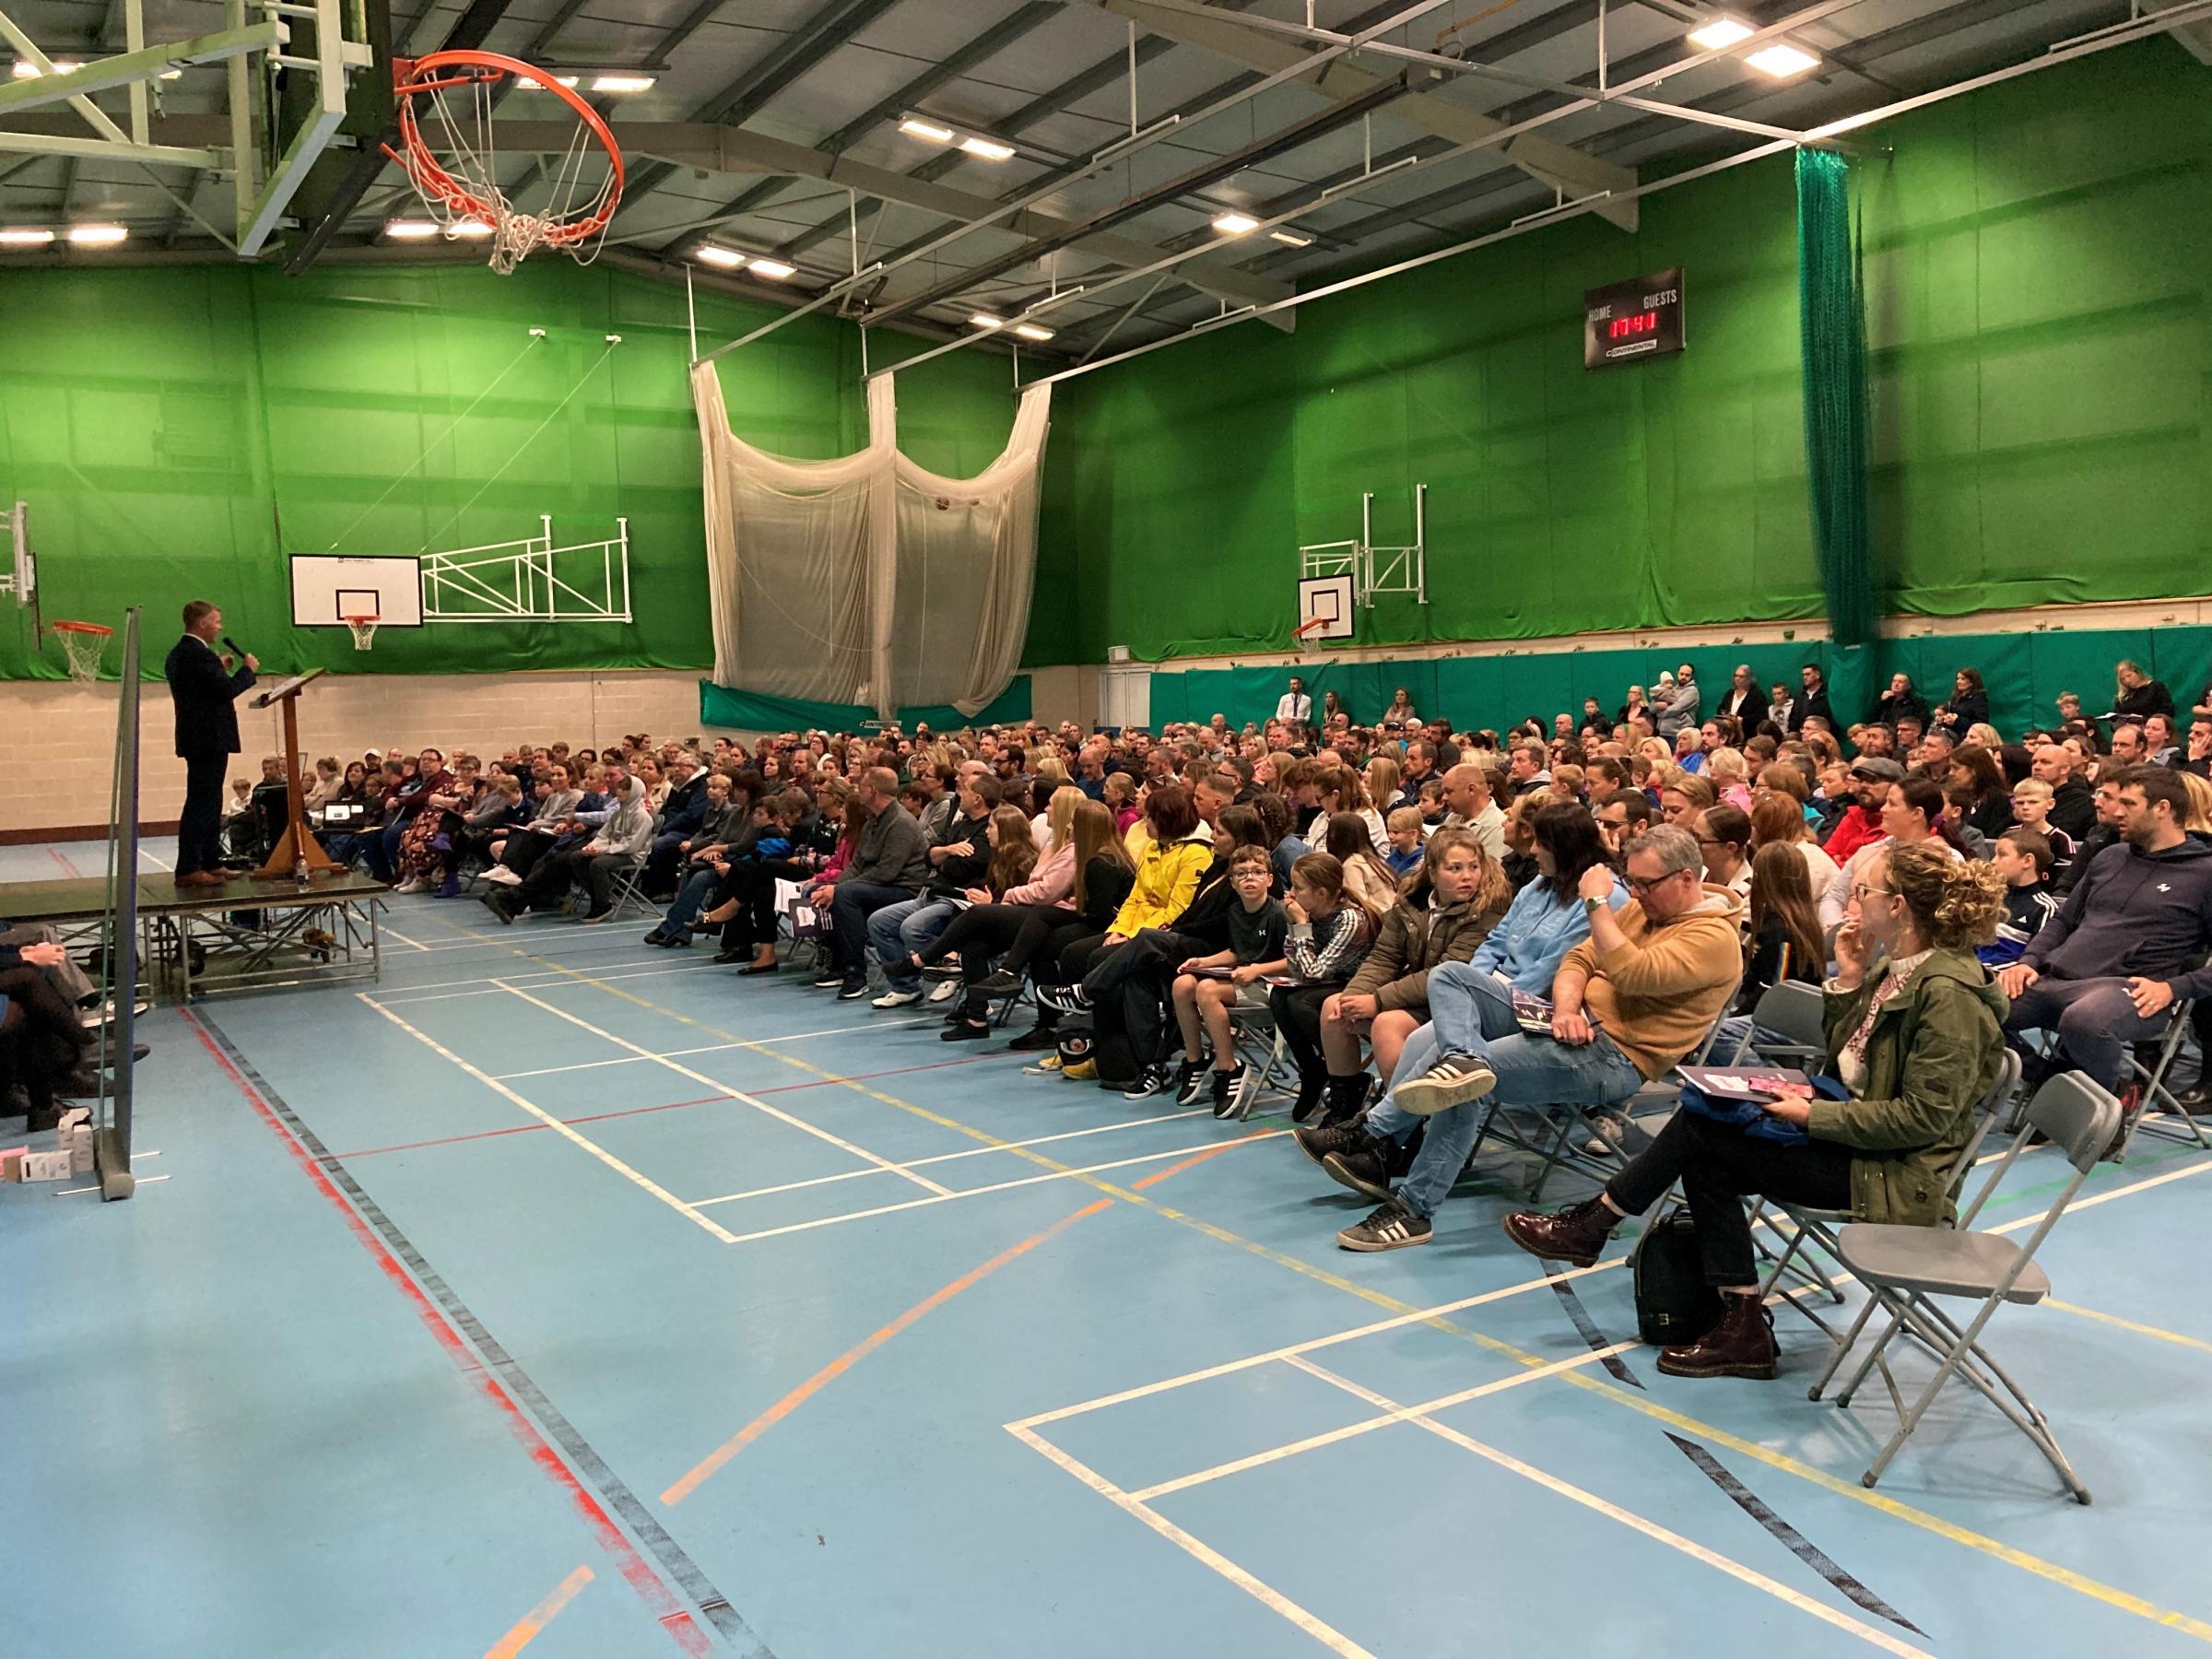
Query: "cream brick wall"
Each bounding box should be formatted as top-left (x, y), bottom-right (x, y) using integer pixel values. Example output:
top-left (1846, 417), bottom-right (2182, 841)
top-left (0, 667), bottom-right (716, 836)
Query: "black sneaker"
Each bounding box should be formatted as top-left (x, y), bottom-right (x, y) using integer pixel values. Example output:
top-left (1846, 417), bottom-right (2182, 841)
top-left (939, 1019), bottom-right (991, 1042)
top-left (1393, 1052), bottom-right (1498, 1116)
top-left (1210, 1060), bottom-right (1249, 1119)
top-left (1006, 1024), bottom-right (1057, 1052)
top-left (1122, 1065), bottom-right (1170, 1100)
top-left (1289, 1075), bottom-right (1326, 1124)
top-left (1293, 1117), bottom-right (1371, 1171)
top-left (713, 949), bottom-right (747, 965)
top-left (1173, 1061), bottom-right (1207, 1107)
top-left (1337, 1196), bottom-right (1431, 1252)
top-left (813, 970), bottom-right (846, 989)
top-left (837, 979), bottom-right (868, 1000)
top-left (1321, 1145), bottom-right (1394, 1203)
top-left (973, 970), bottom-right (1024, 996)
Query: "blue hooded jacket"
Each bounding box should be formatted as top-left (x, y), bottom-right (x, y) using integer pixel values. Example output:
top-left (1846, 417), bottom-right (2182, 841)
top-left (1469, 868), bottom-right (1631, 994)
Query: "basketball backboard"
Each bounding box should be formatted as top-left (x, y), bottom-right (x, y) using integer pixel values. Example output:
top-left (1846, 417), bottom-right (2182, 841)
top-left (1297, 573), bottom-right (1355, 643)
top-left (6, 500), bottom-right (41, 641)
top-left (289, 555), bottom-right (422, 628)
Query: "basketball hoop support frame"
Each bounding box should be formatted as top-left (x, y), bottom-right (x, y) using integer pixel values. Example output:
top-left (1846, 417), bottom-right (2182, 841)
top-left (1297, 483), bottom-right (1428, 609)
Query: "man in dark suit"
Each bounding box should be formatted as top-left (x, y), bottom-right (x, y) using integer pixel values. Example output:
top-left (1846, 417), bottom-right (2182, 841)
top-left (164, 599), bottom-right (258, 886)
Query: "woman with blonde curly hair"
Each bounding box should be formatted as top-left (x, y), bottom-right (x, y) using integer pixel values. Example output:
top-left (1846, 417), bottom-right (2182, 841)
top-left (1503, 839), bottom-right (2009, 1381)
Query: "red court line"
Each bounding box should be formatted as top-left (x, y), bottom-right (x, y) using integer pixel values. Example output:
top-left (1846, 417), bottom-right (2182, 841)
top-left (48, 846), bottom-right (79, 877)
top-left (331, 1053), bottom-right (1020, 1160)
top-left (183, 1012), bottom-right (712, 1655)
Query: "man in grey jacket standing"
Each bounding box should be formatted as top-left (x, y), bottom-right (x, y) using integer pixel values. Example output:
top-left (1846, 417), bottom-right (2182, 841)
top-left (1656, 663), bottom-right (1700, 740)
top-left (810, 766), bottom-right (931, 999)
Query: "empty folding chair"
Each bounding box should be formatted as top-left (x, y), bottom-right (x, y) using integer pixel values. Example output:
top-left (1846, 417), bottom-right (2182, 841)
top-left (1807, 1071), bottom-right (2122, 1503)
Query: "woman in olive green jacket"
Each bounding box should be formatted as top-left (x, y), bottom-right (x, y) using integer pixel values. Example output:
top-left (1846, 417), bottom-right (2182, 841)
top-left (1501, 840), bottom-right (2009, 1382)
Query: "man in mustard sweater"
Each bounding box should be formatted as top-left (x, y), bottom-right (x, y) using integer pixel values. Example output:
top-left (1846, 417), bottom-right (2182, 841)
top-left (1302, 824), bottom-right (1743, 1251)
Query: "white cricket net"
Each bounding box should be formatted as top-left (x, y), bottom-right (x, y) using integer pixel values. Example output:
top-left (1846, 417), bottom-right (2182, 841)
top-left (690, 364), bottom-right (1050, 719)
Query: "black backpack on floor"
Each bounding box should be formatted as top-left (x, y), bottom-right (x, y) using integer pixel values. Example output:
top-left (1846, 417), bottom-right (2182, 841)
top-left (1630, 1207), bottom-right (1724, 1347)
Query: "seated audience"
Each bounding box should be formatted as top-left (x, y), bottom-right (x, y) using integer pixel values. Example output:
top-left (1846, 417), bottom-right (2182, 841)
top-left (1167, 850), bottom-right (1297, 1112)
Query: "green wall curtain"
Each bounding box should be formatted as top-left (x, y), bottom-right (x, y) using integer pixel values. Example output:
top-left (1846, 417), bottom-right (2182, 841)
top-left (1795, 147), bottom-right (1877, 646)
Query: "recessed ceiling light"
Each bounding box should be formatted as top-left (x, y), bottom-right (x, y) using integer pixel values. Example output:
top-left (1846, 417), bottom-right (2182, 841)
top-left (1268, 228), bottom-right (1313, 247)
top-left (1211, 211), bottom-right (1260, 236)
top-left (958, 135), bottom-right (1016, 160)
top-left (898, 117), bottom-right (955, 143)
top-left (384, 219), bottom-right (441, 240)
top-left (747, 257), bottom-right (795, 280)
top-left (67, 224), bottom-right (128, 246)
top-left (591, 74), bottom-right (654, 93)
top-left (1744, 42), bottom-right (1819, 77)
top-left (0, 227), bottom-right (55, 247)
top-left (969, 312), bottom-right (1006, 329)
top-left (1687, 16), bottom-right (1756, 51)
top-left (1012, 323), bottom-right (1054, 342)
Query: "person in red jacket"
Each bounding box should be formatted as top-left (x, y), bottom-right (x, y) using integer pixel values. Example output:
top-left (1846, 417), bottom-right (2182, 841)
top-left (1820, 757), bottom-right (1901, 865)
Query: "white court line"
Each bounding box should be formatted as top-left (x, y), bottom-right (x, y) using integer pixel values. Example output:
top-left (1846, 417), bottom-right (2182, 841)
top-left (693, 1108), bottom-right (1216, 1206)
top-left (707, 1133), bottom-right (1287, 1240)
top-left (488, 1017), bottom-right (940, 1079)
top-left (371, 958), bottom-right (722, 1003)
top-left (1006, 1424), bottom-right (1379, 1659)
top-left (1128, 1340), bottom-right (1643, 1502)
top-left (359, 994), bottom-right (742, 1244)
top-left (380, 923), bottom-right (432, 952)
top-left (488, 979), bottom-right (955, 1199)
top-left (59, 1174), bottom-right (170, 1195)
top-left (1011, 1257), bottom-right (1624, 1431)
top-left (139, 848), bottom-right (172, 871)
top-left (1284, 1358), bottom-right (1932, 1659)
top-left (1992, 1151), bottom-right (2212, 1231)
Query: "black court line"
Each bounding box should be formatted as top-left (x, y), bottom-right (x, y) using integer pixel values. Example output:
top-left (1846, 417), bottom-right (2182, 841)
top-left (1666, 1432), bottom-right (1927, 1638)
top-left (1547, 1273), bottom-right (1645, 1389)
top-left (194, 1009), bottom-right (772, 1657)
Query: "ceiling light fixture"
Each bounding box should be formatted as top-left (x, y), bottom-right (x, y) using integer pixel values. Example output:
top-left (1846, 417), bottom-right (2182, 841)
top-left (1211, 211), bottom-right (1260, 236)
top-left (13, 59), bottom-right (82, 78)
top-left (1012, 323), bottom-right (1054, 342)
top-left (67, 224), bottom-right (128, 246)
top-left (0, 227), bottom-right (56, 247)
top-left (693, 243), bottom-right (746, 267)
top-left (447, 218), bottom-right (495, 240)
top-left (1268, 228), bottom-right (1313, 247)
top-left (383, 218), bottom-right (441, 239)
top-left (969, 312), bottom-right (1006, 329)
top-left (1744, 42), bottom-right (1819, 76)
top-left (591, 74), bottom-right (654, 93)
top-left (747, 257), bottom-right (795, 280)
top-left (1687, 15), bottom-right (1756, 51)
top-left (898, 117), bottom-right (955, 143)
top-left (959, 135), bottom-right (1016, 160)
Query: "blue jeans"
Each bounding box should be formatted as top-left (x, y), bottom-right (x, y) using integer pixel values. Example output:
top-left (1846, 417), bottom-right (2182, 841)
top-left (830, 880), bottom-right (913, 981)
top-left (869, 896), bottom-right (960, 991)
top-left (367, 814), bottom-right (411, 882)
top-left (659, 865), bottom-right (720, 935)
top-left (1370, 965), bottom-right (1644, 1218)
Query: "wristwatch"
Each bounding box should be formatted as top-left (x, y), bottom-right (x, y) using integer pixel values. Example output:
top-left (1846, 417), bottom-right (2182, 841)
top-left (1583, 894), bottom-right (1606, 912)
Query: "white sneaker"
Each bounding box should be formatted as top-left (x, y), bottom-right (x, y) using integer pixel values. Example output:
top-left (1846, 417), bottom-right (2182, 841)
top-left (927, 979), bottom-right (959, 1004)
top-left (482, 866), bottom-right (522, 887)
top-left (394, 877), bottom-right (426, 894)
top-left (872, 988), bottom-right (923, 1008)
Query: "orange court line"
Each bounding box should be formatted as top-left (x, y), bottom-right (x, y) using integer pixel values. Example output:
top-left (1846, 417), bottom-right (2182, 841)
top-left (661, 1197), bottom-right (1115, 1506)
top-left (1132, 1132), bottom-right (1277, 1190)
top-left (486, 1563), bottom-right (594, 1659)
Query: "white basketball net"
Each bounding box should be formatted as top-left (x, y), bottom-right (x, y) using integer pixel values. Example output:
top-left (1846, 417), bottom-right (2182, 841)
top-left (344, 616), bottom-right (380, 652)
top-left (398, 69), bottom-right (619, 276)
top-left (53, 625), bottom-right (111, 683)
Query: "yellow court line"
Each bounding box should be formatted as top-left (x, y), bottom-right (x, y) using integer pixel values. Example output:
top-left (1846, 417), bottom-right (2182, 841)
top-left (2045, 1300), bottom-right (2212, 1356)
top-left (485, 1563), bottom-right (594, 1659)
top-left (1284, 1358), bottom-right (1933, 1659)
top-left (419, 922), bottom-right (2212, 1646)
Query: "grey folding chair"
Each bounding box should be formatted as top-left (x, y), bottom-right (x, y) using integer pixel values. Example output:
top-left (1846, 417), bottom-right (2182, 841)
top-left (1223, 1015), bottom-right (1295, 1121)
top-left (1808, 1071), bottom-right (2121, 1503)
top-left (1729, 979), bottom-right (1829, 1066)
top-left (588, 853), bottom-right (663, 924)
top-left (2111, 994), bottom-right (2207, 1160)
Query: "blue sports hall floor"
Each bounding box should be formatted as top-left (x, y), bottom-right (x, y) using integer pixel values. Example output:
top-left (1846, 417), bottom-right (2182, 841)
top-left (5, 837), bottom-right (2212, 1659)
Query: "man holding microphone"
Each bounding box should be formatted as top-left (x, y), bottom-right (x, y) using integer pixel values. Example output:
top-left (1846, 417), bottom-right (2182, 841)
top-left (164, 600), bottom-right (258, 887)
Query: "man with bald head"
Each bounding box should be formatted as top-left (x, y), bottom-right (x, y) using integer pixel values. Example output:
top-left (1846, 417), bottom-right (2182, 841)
top-left (1439, 763), bottom-right (1504, 859)
top-left (2032, 742), bottom-right (2096, 841)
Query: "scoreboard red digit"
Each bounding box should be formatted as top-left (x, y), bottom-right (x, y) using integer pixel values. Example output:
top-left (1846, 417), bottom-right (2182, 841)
top-left (1583, 266), bottom-right (1685, 369)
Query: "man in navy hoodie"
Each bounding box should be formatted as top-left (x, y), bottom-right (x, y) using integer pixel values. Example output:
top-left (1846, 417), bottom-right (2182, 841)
top-left (1998, 767), bottom-right (2212, 1093)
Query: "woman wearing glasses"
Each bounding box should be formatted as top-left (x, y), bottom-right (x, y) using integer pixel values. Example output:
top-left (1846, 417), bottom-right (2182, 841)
top-left (1502, 841), bottom-right (2008, 1380)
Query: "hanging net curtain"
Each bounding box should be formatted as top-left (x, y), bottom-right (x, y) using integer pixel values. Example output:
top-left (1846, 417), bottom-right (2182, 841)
top-left (690, 362), bottom-right (1050, 720)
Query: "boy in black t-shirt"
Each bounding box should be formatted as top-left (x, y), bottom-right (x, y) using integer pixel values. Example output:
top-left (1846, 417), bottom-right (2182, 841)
top-left (1171, 847), bottom-right (1288, 1113)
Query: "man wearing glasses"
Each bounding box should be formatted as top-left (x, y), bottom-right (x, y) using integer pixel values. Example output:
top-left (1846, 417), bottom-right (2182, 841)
top-left (1300, 824), bottom-right (1742, 1251)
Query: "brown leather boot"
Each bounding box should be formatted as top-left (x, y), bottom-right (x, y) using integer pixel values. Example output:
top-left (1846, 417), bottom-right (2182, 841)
top-left (1499, 1197), bottom-right (1616, 1269)
top-left (1656, 1292), bottom-right (1778, 1380)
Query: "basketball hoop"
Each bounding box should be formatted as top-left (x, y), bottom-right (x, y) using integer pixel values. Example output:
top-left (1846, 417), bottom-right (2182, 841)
top-left (50, 619), bottom-right (112, 683)
top-left (343, 614), bottom-right (381, 653)
top-left (386, 51), bottom-right (625, 276)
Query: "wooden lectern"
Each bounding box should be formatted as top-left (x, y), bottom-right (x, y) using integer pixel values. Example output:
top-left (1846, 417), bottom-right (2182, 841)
top-left (247, 667), bottom-right (342, 880)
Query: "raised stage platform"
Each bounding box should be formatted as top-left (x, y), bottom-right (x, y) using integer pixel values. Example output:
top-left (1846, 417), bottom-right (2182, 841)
top-left (0, 867), bottom-right (386, 999)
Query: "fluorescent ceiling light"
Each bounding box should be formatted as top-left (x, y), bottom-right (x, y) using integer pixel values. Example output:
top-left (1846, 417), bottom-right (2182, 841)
top-left (0, 227), bottom-right (55, 247)
top-left (747, 257), bottom-right (795, 280)
top-left (1268, 228), bottom-right (1313, 247)
top-left (13, 59), bottom-right (81, 78)
top-left (552, 75), bottom-right (580, 88)
top-left (383, 218), bottom-right (441, 240)
top-left (67, 224), bottom-right (128, 246)
top-left (959, 135), bottom-right (1016, 160)
top-left (898, 117), bottom-right (955, 143)
top-left (1211, 211), bottom-right (1260, 236)
top-left (448, 218), bottom-right (495, 239)
top-left (1744, 42), bottom-right (1819, 76)
top-left (969, 312), bottom-right (1006, 329)
top-left (591, 74), bottom-right (654, 93)
top-left (693, 243), bottom-right (745, 267)
top-left (1011, 323), bottom-right (1054, 342)
top-left (1687, 16), bottom-right (1755, 51)
top-left (159, 67), bottom-right (183, 80)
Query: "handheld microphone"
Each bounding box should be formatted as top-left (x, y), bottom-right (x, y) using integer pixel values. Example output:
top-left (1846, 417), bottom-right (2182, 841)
top-left (223, 635), bottom-right (245, 656)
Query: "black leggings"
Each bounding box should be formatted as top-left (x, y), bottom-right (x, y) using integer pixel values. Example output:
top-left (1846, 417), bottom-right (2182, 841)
top-left (1269, 982), bottom-right (1334, 1086)
top-left (0, 963), bottom-right (90, 1110)
top-left (1606, 1110), bottom-right (1855, 1288)
top-left (715, 859), bottom-right (810, 952)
